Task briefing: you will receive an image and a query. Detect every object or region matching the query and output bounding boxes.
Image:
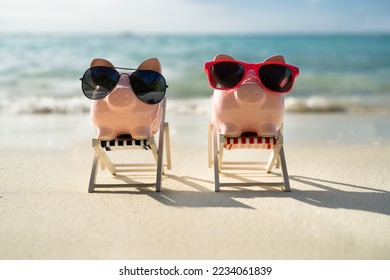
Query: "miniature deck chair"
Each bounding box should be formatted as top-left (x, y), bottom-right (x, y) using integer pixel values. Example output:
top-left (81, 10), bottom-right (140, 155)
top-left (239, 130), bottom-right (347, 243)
top-left (88, 98), bottom-right (171, 193)
top-left (208, 123), bottom-right (290, 192)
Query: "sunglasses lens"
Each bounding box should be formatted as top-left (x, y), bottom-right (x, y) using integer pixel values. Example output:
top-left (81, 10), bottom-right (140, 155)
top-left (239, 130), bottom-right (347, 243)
top-left (209, 62), bottom-right (245, 89)
top-left (81, 66), bottom-right (119, 100)
top-left (258, 64), bottom-right (293, 93)
top-left (130, 70), bottom-right (166, 104)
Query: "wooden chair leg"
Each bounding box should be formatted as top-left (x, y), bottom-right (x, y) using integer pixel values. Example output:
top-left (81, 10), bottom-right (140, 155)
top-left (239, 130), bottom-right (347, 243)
top-left (213, 125), bottom-right (220, 192)
top-left (267, 144), bottom-right (282, 173)
top-left (92, 139), bottom-right (116, 175)
top-left (88, 154), bottom-right (99, 193)
top-left (164, 122), bottom-right (172, 170)
top-left (208, 123), bottom-right (213, 168)
top-left (156, 126), bottom-right (165, 193)
top-left (218, 134), bottom-right (225, 172)
top-left (279, 146), bottom-right (291, 192)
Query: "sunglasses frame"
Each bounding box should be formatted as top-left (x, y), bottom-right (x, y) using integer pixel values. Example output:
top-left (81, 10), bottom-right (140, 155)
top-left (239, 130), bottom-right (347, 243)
top-left (80, 66), bottom-right (168, 104)
top-left (204, 60), bottom-right (299, 94)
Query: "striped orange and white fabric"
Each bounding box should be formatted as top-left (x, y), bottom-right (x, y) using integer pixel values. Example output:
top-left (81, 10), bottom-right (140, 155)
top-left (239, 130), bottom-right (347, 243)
top-left (224, 136), bottom-right (277, 150)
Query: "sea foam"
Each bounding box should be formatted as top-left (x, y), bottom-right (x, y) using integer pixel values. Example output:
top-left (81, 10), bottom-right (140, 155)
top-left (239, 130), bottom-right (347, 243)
top-left (1, 96), bottom-right (389, 115)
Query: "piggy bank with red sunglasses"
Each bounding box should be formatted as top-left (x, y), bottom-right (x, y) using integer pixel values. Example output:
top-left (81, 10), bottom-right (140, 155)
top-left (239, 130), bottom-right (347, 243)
top-left (205, 54), bottom-right (299, 137)
top-left (80, 58), bottom-right (167, 140)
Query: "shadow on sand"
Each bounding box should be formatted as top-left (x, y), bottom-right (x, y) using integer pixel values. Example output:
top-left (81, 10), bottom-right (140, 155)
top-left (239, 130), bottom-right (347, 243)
top-left (92, 172), bottom-right (390, 215)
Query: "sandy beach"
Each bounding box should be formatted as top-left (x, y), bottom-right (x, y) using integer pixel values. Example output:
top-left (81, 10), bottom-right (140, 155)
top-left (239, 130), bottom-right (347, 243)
top-left (1, 109), bottom-right (390, 260)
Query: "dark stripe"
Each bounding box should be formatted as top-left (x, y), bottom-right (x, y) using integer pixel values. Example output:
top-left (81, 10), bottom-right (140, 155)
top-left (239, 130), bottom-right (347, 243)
top-left (118, 140), bottom-right (124, 146)
top-left (135, 140), bottom-right (141, 146)
top-left (109, 140), bottom-right (115, 146)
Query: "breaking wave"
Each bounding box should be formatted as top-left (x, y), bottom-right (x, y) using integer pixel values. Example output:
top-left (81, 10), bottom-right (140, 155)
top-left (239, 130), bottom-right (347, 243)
top-left (1, 96), bottom-right (390, 115)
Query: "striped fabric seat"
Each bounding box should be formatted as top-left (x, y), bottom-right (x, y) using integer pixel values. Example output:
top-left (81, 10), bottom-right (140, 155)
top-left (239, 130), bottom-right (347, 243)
top-left (224, 136), bottom-right (277, 150)
top-left (99, 139), bottom-right (152, 151)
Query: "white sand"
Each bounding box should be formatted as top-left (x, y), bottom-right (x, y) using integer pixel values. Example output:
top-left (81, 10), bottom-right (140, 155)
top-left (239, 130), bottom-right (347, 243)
top-left (0, 112), bottom-right (390, 259)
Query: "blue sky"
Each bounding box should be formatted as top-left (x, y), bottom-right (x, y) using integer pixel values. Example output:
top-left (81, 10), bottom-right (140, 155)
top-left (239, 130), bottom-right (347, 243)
top-left (1, 0), bottom-right (389, 34)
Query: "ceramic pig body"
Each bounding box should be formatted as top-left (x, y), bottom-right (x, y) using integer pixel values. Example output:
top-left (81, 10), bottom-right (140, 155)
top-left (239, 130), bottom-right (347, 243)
top-left (211, 54), bottom-right (286, 137)
top-left (90, 58), bottom-right (163, 140)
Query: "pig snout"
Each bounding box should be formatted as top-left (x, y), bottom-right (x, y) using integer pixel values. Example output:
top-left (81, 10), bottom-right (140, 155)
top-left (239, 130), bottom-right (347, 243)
top-left (106, 76), bottom-right (135, 109)
top-left (234, 83), bottom-right (264, 104)
top-left (107, 88), bottom-right (134, 108)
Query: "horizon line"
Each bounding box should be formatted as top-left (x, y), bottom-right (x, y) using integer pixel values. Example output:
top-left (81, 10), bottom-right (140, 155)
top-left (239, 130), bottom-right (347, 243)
top-left (1, 30), bottom-right (390, 36)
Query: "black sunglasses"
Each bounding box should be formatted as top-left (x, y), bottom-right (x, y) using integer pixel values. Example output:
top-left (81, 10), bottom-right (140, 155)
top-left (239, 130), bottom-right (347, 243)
top-left (80, 66), bottom-right (168, 104)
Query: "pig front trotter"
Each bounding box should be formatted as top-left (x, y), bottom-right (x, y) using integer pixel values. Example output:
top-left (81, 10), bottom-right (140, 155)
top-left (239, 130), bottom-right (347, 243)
top-left (96, 127), bottom-right (117, 140)
top-left (258, 123), bottom-right (277, 137)
top-left (131, 126), bottom-right (152, 140)
top-left (219, 122), bottom-right (242, 137)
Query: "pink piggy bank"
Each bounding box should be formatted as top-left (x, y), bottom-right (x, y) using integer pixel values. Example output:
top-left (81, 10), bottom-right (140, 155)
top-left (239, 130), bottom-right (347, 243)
top-left (81, 58), bottom-right (167, 140)
top-left (205, 54), bottom-right (299, 137)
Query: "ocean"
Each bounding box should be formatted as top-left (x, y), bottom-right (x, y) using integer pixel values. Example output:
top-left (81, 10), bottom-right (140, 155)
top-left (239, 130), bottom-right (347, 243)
top-left (1, 33), bottom-right (390, 114)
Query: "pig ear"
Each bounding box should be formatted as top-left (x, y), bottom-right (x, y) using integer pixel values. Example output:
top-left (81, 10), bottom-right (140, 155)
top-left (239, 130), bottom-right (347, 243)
top-left (264, 55), bottom-right (285, 63)
top-left (90, 58), bottom-right (114, 67)
top-left (214, 54), bottom-right (235, 61)
top-left (138, 58), bottom-right (162, 73)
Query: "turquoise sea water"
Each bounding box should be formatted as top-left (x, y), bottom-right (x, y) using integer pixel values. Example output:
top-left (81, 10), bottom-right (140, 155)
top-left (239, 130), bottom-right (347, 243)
top-left (0, 33), bottom-right (390, 114)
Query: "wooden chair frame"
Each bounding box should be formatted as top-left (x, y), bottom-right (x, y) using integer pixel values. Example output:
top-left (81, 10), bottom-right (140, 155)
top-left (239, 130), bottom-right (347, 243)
top-left (208, 123), bottom-right (290, 192)
top-left (88, 98), bottom-right (171, 192)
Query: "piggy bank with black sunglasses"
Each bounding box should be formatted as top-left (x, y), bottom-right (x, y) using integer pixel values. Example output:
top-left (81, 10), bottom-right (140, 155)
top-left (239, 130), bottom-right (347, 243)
top-left (204, 54), bottom-right (299, 137)
top-left (80, 58), bottom-right (168, 140)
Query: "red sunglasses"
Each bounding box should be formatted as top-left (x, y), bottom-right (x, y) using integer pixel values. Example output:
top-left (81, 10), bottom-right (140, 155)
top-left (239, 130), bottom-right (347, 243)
top-left (204, 60), bottom-right (299, 94)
